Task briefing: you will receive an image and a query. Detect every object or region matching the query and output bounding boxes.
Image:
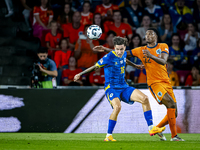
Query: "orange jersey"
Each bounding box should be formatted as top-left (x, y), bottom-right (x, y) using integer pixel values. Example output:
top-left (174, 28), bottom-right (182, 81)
top-left (33, 6), bottom-right (53, 26)
top-left (95, 4), bottom-right (119, 17)
top-left (130, 43), bottom-right (170, 86)
top-left (108, 23), bottom-right (132, 37)
top-left (62, 23), bottom-right (84, 44)
top-left (80, 12), bottom-right (93, 26)
top-left (45, 32), bottom-right (62, 48)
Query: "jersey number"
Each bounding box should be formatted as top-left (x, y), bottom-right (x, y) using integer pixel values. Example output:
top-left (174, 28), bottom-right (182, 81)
top-left (121, 66), bottom-right (125, 74)
top-left (144, 56), bottom-right (151, 63)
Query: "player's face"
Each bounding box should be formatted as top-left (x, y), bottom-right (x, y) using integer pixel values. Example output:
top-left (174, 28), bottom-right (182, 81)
top-left (114, 45), bottom-right (126, 58)
top-left (83, 3), bottom-right (90, 13)
top-left (38, 53), bottom-right (48, 61)
top-left (145, 30), bottom-right (157, 44)
top-left (131, 0), bottom-right (139, 5)
top-left (94, 14), bottom-right (101, 25)
top-left (113, 12), bottom-right (121, 23)
top-left (64, 4), bottom-right (70, 14)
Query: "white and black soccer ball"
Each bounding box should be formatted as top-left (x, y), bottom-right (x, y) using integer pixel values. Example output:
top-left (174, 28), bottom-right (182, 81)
top-left (87, 25), bottom-right (102, 40)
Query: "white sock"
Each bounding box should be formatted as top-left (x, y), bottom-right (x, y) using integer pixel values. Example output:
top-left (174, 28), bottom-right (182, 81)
top-left (106, 133), bottom-right (112, 137)
top-left (148, 125), bottom-right (154, 131)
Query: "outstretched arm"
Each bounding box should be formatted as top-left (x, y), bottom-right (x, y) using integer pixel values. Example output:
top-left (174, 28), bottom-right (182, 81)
top-left (93, 45), bottom-right (113, 53)
top-left (74, 65), bottom-right (98, 82)
top-left (143, 50), bottom-right (168, 65)
top-left (126, 59), bottom-right (144, 69)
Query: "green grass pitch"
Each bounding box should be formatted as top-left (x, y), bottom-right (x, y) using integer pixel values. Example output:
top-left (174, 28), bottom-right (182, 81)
top-left (0, 133), bottom-right (199, 150)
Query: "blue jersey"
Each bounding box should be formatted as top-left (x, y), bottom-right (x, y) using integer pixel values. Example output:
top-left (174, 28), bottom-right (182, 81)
top-left (95, 51), bottom-right (128, 89)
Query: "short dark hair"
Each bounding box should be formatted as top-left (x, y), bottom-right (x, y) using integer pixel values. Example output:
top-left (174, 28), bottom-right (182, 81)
top-left (113, 36), bottom-right (128, 46)
top-left (147, 27), bottom-right (161, 42)
top-left (37, 47), bottom-right (48, 54)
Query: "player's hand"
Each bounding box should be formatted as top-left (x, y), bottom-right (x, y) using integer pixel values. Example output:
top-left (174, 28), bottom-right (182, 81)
top-left (136, 64), bottom-right (145, 69)
top-left (142, 49), bottom-right (152, 58)
top-left (93, 45), bottom-right (105, 52)
top-left (74, 74), bottom-right (81, 82)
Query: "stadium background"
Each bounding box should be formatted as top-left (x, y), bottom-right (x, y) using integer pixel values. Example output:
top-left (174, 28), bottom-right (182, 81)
top-left (0, 0), bottom-right (200, 135)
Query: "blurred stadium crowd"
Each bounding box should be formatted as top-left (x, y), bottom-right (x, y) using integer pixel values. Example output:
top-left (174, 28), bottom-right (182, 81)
top-left (3, 0), bottom-right (200, 87)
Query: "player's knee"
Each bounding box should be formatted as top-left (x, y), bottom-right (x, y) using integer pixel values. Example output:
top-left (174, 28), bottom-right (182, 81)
top-left (142, 95), bottom-right (149, 104)
top-left (113, 104), bottom-right (121, 112)
top-left (175, 111), bottom-right (178, 118)
top-left (168, 100), bottom-right (176, 108)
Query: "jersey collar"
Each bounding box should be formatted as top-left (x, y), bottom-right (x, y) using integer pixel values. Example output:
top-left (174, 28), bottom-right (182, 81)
top-left (147, 43), bottom-right (158, 49)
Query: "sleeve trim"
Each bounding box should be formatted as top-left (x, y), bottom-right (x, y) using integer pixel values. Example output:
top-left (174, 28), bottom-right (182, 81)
top-left (161, 51), bottom-right (168, 54)
top-left (129, 50), bottom-right (134, 57)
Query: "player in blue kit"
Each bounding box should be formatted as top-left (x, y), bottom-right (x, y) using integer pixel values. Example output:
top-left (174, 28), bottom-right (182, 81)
top-left (74, 36), bottom-right (165, 141)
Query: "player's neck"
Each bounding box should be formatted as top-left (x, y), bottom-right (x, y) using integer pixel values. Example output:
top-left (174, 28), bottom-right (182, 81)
top-left (147, 42), bottom-right (157, 48)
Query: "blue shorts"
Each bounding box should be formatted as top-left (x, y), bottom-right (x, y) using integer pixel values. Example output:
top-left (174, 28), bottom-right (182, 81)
top-left (105, 87), bottom-right (136, 106)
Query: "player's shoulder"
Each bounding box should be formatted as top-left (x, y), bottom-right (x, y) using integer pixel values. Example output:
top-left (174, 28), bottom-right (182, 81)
top-left (131, 45), bottom-right (146, 51)
top-left (106, 51), bottom-right (114, 58)
top-left (158, 43), bottom-right (169, 53)
top-left (158, 43), bottom-right (169, 48)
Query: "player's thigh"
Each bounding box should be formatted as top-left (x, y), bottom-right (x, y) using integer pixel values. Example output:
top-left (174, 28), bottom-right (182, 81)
top-left (149, 83), bottom-right (167, 104)
top-left (161, 84), bottom-right (177, 108)
top-left (120, 87), bottom-right (135, 104)
top-left (105, 88), bottom-right (121, 108)
top-left (130, 89), bottom-right (148, 104)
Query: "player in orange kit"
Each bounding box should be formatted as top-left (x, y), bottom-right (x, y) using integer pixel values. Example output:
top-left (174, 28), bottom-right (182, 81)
top-left (93, 28), bottom-right (184, 141)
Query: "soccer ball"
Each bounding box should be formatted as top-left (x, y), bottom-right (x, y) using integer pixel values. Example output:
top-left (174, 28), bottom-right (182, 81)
top-left (87, 25), bottom-right (102, 40)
